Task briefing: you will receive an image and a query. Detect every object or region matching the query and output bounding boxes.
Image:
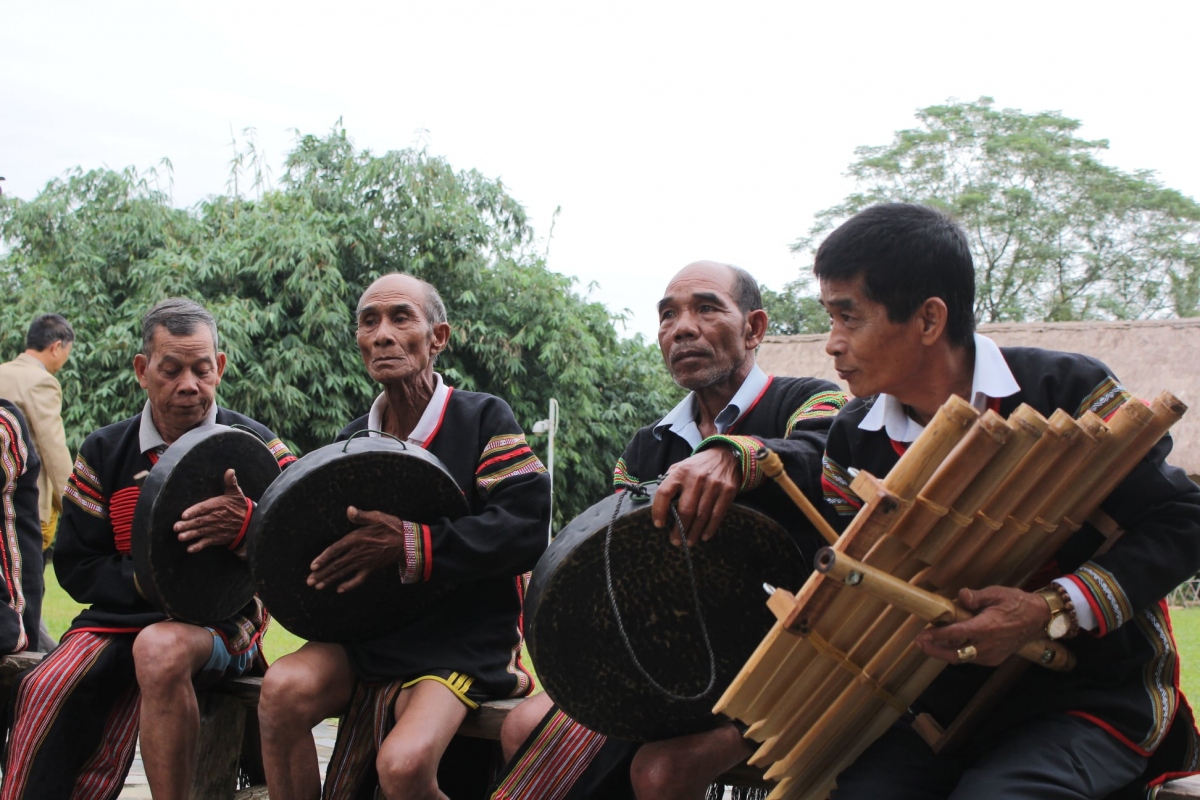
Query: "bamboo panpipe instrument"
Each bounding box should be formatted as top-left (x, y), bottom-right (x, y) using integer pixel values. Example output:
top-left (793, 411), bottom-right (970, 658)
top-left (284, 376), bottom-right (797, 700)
top-left (813, 548), bottom-right (1076, 671)
top-left (714, 391), bottom-right (1186, 800)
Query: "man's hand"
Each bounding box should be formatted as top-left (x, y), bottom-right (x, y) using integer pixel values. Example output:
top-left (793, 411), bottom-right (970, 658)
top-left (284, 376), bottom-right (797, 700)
top-left (175, 469), bottom-right (248, 553)
top-left (651, 447), bottom-right (741, 546)
top-left (307, 506), bottom-right (406, 593)
top-left (915, 586), bottom-right (1052, 666)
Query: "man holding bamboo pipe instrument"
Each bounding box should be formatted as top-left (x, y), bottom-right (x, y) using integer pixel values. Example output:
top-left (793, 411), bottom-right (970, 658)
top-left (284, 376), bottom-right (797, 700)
top-left (816, 203), bottom-right (1200, 799)
top-left (493, 261), bottom-right (847, 800)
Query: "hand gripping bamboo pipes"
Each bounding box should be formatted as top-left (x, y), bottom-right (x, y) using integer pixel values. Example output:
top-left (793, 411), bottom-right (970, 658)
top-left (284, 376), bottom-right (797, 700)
top-left (713, 391), bottom-right (1186, 800)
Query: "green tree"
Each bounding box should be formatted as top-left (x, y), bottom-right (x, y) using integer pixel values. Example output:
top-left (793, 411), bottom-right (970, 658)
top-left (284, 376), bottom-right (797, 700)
top-left (794, 97), bottom-right (1200, 322)
top-left (0, 126), bottom-right (679, 528)
top-left (761, 280), bottom-right (829, 335)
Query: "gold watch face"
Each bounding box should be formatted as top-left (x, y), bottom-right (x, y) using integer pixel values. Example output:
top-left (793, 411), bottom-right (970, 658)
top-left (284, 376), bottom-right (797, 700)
top-left (1047, 613), bottom-right (1072, 640)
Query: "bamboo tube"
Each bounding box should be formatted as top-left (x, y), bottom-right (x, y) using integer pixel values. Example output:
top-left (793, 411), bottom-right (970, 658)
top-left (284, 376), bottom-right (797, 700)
top-left (754, 613), bottom-right (929, 770)
top-left (963, 413), bottom-right (1105, 589)
top-left (946, 409), bottom-right (1079, 588)
top-left (1008, 393), bottom-right (1181, 586)
top-left (760, 449), bottom-right (840, 546)
top-left (891, 409), bottom-right (1011, 551)
top-left (750, 538), bottom-right (925, 740)
top-left (815, 549), bottom-right (1075, 670)
top-left (768, 648), bottom-right (946, 787)
top-left (913, 405), bottom-right (1048, 569)
top-left (783, 473), bottom-right (906, 635)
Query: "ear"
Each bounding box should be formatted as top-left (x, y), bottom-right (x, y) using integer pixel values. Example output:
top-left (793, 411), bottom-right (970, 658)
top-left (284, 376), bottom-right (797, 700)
top-left (215, 352), bottom-right (227, 383)
top-left (134, 353), bottom-right (149, 389)
top-left (745, 308), bottom-right (769, 350)
top-left (916, 298), bottom-right (949, 345)
top-left (430, 322), bottom-right (452, 356)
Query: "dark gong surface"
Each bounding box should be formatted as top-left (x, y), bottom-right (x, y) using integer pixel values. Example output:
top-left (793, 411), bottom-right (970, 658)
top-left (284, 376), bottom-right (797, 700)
top-left (248, 437), bottom-right (469, 642)
top-left (526, 486), bottom-right (810, 742)
top-left (133, 425), bottom-right (282, 624)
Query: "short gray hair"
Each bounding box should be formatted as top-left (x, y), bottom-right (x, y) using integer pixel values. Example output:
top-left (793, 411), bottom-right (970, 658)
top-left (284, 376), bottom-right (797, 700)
top-left (728, 264), bottom-right (763, 316)
top-left (141, 298), bottom-right (219, 354)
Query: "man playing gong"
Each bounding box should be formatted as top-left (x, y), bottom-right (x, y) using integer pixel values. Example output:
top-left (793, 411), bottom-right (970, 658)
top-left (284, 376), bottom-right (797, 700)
top-left (493, 261), bottom-right (847, 800)
top-left (815, 204), bottom-right (1200, 798)
top-left (257, 273), bottom-right (551, 800)
top-left (1, 298), bottom-right (296, 800)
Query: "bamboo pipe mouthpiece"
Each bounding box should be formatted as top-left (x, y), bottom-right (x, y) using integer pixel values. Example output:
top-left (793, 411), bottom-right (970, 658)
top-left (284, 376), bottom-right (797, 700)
top-left (758, 448), bottom-right (840, 546)
top-left (813, 548), bottom-right (1076, 672)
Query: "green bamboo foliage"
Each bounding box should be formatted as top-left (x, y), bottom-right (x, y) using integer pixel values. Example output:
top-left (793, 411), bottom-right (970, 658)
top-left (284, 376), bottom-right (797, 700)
top-left (0, 126), bottom-right (679, 529)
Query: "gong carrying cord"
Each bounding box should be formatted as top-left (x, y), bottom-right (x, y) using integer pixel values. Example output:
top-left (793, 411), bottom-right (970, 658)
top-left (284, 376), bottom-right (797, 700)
top-left (603, 488), bottom-right (718, 700)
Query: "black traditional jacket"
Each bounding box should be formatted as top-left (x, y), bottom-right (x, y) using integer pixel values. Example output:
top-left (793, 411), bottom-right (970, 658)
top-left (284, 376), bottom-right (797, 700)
top-left (339, 387), bottom-right (551, 699)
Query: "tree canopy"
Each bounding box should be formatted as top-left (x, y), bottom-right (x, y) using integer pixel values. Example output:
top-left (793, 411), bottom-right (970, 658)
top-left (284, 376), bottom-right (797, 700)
top-left (0, 127), bottom-right (679, 528)
top-left (792, 97), bottom-right (1200, 323)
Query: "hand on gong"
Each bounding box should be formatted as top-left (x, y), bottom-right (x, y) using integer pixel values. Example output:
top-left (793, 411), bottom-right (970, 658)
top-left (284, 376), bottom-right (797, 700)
top-left (915, 586), bottom-right (1052, 666)
top-left (652, 447), bottom-right (741, 546)
top-left (175, 469), bottom-right (248, 553)
top-left (307, 506), bottom-right (407, 593)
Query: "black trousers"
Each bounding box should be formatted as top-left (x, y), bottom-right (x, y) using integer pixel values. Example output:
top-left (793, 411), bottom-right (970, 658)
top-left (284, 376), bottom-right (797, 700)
top-left (831, 713), bottom-right (1148, 800)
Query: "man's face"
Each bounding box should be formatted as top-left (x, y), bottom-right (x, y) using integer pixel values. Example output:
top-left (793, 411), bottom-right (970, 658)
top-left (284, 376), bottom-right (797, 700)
top-left (820, 275), bottom-right (927, 400)
top-left (48, 340), bottom-right (72, 374)
top-left (656, 262), bottom-right (760, 392)
top-left (134, 329), bottom-right (226, 443)
top-left (356, 275), bottom-right (450, 386)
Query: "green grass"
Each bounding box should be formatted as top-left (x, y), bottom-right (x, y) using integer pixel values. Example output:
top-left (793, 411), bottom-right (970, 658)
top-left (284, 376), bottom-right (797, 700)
top-left (1174, 607), bottom-right (1200, 703)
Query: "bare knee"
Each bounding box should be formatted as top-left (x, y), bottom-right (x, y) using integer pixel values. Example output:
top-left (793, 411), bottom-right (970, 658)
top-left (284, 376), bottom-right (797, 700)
top-left (258, 654), bottom-right (342, 734)
top-left (631, 745), bottom-right (690, 799)
top-left (376, 741), bottom-right (441, 799)
top-left (501, 693), bottom-right (554, 762)
top-left (631, 726), bottom-right (749, 800)
top-left (132, 624), bottom-right (205, 692)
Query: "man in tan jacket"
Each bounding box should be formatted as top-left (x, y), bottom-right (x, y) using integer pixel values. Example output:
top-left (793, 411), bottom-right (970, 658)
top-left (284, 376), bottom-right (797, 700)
top-left (0, 314), bottom-right (75, 550)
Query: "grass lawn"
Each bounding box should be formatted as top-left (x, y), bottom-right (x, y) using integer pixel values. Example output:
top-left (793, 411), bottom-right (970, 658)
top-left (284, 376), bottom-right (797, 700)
top-left (41, 564), bottom-right (1200, 704)
top-left (1174, 606), bottom-right (1200, 703)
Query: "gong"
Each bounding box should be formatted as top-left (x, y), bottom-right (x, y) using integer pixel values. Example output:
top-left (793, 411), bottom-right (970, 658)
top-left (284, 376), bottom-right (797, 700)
top-left (526, 485), bottom-right (810, 742)
top-left (248, 435), bottom-right (469, 642)
top-left (132, 425), bottom-right (283, 624)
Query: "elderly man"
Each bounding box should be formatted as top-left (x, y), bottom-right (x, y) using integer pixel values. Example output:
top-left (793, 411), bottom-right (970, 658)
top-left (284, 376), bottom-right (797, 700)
top-left (1, 298), bottom-right (295, 800)
top-left (0, 313), bottom-right (75, 552)
top-left (814, 204), bottom-right (1200, 798)
top-left (0, 400), bottom-right (42, 653)
top-left (257, 273), bottom-right (551, 800)
top-left (492, 261), bottom-right (847, 800)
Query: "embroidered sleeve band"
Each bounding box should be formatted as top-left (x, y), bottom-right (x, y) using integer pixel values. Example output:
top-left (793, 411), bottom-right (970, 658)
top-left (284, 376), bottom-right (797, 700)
top-left (786, 390), bottom-right (849, 435)
top-left (695, 434), bottom-right (764, 491)
top-left (399, 520), bottom-right (431, 584)
top-left (476, 434), bottom-right (547, 495)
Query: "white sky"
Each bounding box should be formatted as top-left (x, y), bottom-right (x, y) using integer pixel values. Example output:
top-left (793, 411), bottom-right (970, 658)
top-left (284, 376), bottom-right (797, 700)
top-left (5, 0), bottom-right (1200, 340)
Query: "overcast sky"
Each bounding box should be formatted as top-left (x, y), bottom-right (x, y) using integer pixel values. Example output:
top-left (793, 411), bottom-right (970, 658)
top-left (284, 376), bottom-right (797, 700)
top-left (5, 1), bottom-right (1199, 339)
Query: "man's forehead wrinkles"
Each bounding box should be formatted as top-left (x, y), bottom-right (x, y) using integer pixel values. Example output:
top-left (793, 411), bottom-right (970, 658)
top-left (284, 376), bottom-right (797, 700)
top-left (358, 301), bottom-right (415, 316)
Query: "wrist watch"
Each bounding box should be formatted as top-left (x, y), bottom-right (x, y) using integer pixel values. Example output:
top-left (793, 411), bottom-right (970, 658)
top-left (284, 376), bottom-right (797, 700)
top-left (1036, 585), bottom-right (1077, 640)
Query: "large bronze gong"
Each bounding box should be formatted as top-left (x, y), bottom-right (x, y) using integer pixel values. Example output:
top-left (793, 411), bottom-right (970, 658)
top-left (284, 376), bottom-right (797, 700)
top-left (248, 435), bottom-right (469, 642)
top-left (526, 485), bottom-right (810, 742)
top-left (132, 425), bottom-right (282, 624)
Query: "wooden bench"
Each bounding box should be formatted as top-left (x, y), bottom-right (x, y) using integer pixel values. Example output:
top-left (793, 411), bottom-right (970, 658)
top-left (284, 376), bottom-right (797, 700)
top-left (2, 653), bottom-right (1197, 799)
